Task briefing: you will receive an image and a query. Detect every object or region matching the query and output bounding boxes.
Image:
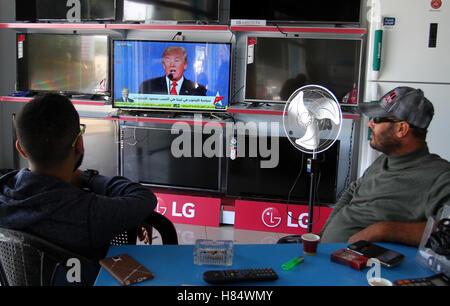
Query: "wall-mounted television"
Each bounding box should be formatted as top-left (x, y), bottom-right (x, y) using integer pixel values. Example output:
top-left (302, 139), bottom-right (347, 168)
top-left (121, 0), bottom-right (219, 23)
top-left (15, 0), bottom-right (37, 22)
top-left (36, 0), bottom-right (116, 21)
top-left (112, 40), bottom-right (231, 111)
top-left (121, 124), bottom-right (223, 192)
top-left (230, 0), bottom-right (360, 24)
top-left (226, 136), bottom-right (340, 204)
top-left (244, 37), bottom-right (362, 104)
top-left (16, 34), bottom-right (109, 96)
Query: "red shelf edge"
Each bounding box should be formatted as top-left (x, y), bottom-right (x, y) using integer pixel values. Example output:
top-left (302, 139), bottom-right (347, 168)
top-left (0, 96), bottom-right (104, 106)
top-left (230, 26), bottom-right (366, 35)
top-left (0, 23), bottom-right (106, 29)
top-left (1, 23), bottom-right (365, 34)
top-left (227, 108), bottom-right (284, 116)
top-left (106, 24), bottom-right (229, 31)
top-left (227, 107), bottom-right (359, 119)
top-left (106, 115), bottom-right (225, 126)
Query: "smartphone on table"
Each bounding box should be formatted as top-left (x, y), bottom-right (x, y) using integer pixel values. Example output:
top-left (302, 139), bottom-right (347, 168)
top-left (347, 240), bottom-right (405, 268)
top-left (99, 254), bottom-right (154, 285)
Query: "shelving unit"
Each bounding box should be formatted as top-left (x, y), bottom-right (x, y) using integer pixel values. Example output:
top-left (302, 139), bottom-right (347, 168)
top-left (1, 21), bottom-right (364, 117)
top-left (0, 19), bottom-right (364, 221)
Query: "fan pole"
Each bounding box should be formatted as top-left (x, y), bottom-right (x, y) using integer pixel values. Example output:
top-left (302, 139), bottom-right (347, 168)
top-left (307, 153), bottom-right (318, 233)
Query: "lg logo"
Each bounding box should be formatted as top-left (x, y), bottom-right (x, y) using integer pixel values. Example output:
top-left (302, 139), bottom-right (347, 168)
top-left (156, 197), bottom-right (195, 219)
top-left (156, 197), bottom-right (168, 215)
top-left (287, 212), bottom-right (309, 229)
top-left (261, 207), bottom-right (310, 229)
top-left (262, 208), bottom-right (282, 228)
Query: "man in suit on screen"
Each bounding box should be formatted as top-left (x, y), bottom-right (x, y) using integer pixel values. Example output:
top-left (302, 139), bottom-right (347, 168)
top-left (139, 46), bottom-right (207, 96)
top-left (114, 87), bottom-right (134, 102)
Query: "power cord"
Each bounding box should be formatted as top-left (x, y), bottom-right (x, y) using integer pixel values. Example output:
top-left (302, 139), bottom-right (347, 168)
top-left (286, 154), bottom-right (323, 227)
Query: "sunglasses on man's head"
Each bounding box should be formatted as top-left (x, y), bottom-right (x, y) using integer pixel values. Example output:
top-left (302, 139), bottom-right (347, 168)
top-left (372, 117), bottom-right (404, 124)
top-left (72, 124), bottom-right (86, 148)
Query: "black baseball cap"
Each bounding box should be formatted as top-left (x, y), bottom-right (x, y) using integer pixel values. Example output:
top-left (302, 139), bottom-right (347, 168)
top-left (359, 87), bottom-right (434, 129)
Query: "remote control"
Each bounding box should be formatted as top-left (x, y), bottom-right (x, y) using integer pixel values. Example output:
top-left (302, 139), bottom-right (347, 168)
top-left (203, 268), bottom-right (278, 284)
top-left (394, 274), bottom-right (449, 286)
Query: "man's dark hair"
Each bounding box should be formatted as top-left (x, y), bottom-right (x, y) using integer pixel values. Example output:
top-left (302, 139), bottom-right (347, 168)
top-left (15, 93), bottom-right (80, 167)
top-left (410, 126), bottom-right (428, 141)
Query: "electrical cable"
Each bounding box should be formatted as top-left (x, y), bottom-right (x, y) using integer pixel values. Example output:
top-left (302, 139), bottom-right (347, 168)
top-left (171, 31), bottom-right (183, 41)
top-left (274, 23), bottom-right (288, 37)
top-left (285, 155), bottom-right (304, 221)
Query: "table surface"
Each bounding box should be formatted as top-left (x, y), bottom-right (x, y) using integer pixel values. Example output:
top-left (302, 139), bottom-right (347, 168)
top-left (94, 242), bottom-right (434, 286)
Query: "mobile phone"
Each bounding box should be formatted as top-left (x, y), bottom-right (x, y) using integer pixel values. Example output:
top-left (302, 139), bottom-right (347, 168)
top-left (99, 254), bottom-right (154, 286)
top-left (347, 240), bottom-right (405, 268)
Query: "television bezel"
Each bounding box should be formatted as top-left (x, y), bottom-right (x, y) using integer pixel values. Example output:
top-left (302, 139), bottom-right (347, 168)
top-left (229, 0), bottom-right (361, 25)
top-left (15, 33), bottom-right (111, 97)
top-left (35, 0), bottom-right (117, 21)
top-left (242, 35), bottom-right (364, 105)
top-left (111, 38), bottom-right (233, 112)
top-left (15, 0), bottom-right (37, 22)
top-left (120, 123), bottom-right (224, 193)
top-left (121, 0), bottom-right (220, 23)
top-left (225, 136), bottom-right (340, 204)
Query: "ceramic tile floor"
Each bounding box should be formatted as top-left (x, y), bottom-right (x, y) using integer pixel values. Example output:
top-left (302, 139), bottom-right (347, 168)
top-left (149, 223), bottom-right (294, 245)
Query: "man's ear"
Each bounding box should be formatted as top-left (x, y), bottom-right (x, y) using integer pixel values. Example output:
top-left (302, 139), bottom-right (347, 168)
top-left (15, 140), bottom-right (28, 159)
top-left (395, 121), bottom-right (410, 138)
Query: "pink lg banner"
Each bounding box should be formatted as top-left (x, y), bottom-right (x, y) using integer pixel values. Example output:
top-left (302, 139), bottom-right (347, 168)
top-left (154, 192), bottom-right (221, 227)
top-left (234, 200), bottom-right (333, 234)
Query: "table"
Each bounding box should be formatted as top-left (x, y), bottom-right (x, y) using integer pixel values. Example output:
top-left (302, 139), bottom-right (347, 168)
top-left (94, 243), bottom-right (434, 286)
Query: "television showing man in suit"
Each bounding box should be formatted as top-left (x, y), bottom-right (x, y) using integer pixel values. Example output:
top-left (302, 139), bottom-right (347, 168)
top-left (139, 46), bottom-right (207, 96)
top-left (114, 87), bottom-right (134, 102)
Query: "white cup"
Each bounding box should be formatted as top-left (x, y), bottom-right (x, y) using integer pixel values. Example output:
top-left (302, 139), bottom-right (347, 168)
top-left (368, 277), bottom-right (393, 286)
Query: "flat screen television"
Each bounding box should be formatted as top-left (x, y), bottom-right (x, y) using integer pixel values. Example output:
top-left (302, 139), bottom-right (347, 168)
top-left (112, 40), bottom-right (231, 111)
top-left (230, 0), bottom-right (360, 24)
top-left (122, 0), bottom-right (219, 23)
top-left (226, 136), bottom-right (340, 204)
top-left (245, 37), bottom-right (362, 104)
top-left (15, 0), bottom-right (37, 22)
top-left (36, 0), bottom-right (116, 21)
top-left (121, 125), bottom-right (222, 192)
top-left (16, 34), bottom-right (109, 96)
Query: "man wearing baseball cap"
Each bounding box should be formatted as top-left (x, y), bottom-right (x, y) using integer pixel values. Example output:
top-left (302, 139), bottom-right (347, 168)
top-left (320, 87), bottom-right (450, 246)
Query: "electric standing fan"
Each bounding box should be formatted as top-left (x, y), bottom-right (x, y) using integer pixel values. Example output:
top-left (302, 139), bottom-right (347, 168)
top-left (282, 84), bottom-right (342, 234)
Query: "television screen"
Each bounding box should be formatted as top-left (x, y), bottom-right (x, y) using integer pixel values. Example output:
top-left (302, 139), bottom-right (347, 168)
top-left (36, 0), bottom-right (116, 21)
top-left (245, 37), bottom-right (362, 104)
top-left (121, 125), bottom-right (222, 192)
top-left (122, 0), bottom-right (219, 22)
top-left (112, 40), bottom-right (231, 111)
top-left (16, 34), bottom-right (109, 96)
top-left (230, 0), bottom-right (360, 24)
top-left (226, 136), bottom-right (340, 204)
top-left (15, 0), bottom-right (37, 22)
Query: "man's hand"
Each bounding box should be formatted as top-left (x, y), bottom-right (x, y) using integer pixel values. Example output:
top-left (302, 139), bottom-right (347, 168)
top-left (348, 222), bottom-right (384, 243)
top-left (348, 221), bottom-right (426, 247)
top-left (70, 169), bottom-right (84, 188)
top-left (138, 227), bottom-right (151, 244)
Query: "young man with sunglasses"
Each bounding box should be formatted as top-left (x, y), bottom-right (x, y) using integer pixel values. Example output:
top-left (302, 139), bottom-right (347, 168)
top-left (320, 87), bottom-right (450, 246)
top-left (0, 93), bottom-right (157, 285)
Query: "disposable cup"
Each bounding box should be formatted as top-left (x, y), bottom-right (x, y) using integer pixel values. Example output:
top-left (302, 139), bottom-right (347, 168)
top-left (368, 277), bottom-right (393, 286)
top-left (301, 233), bottom-right (320, 255)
